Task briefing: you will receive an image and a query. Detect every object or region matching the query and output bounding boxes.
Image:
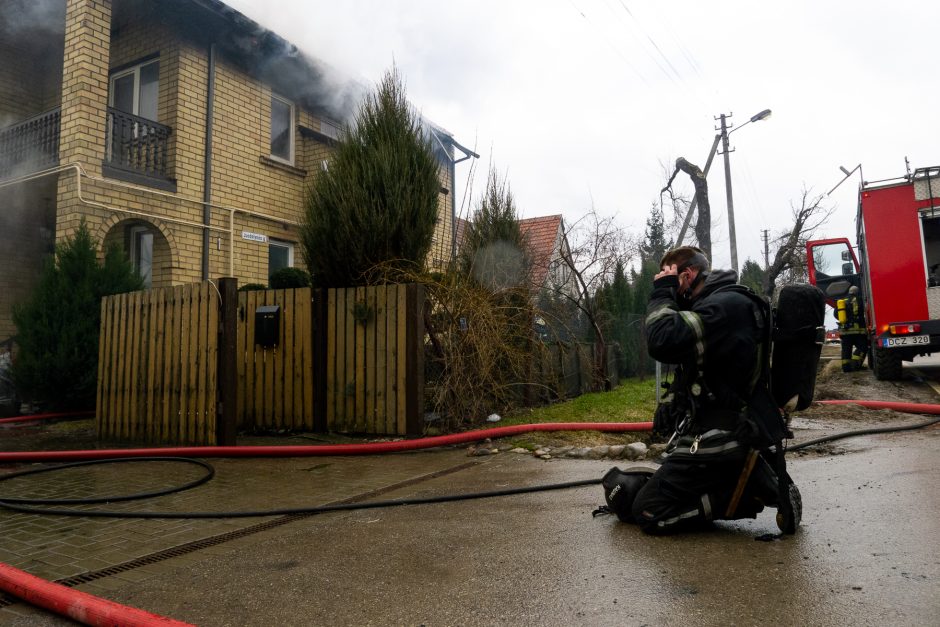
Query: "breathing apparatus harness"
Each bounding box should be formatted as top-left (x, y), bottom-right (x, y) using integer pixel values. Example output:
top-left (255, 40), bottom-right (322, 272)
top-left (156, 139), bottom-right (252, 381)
top-left (652, 251), bottom-right (719, 446)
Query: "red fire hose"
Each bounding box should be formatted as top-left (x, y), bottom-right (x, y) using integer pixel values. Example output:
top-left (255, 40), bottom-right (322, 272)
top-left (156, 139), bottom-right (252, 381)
top-left (0, 421), bottom-right (653, 463)
top-left (0, 562), bottom-right (192, 626)
top-left (815, 399), bottom-right (940, 414)
top-left (0, 410), bottom-right (94, 426)
top-left (1, 400), bottom-right (939, 625)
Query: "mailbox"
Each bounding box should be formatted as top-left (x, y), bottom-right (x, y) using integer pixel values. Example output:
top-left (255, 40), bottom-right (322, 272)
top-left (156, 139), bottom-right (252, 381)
top-left (254, 305), bottom-right (280, 348)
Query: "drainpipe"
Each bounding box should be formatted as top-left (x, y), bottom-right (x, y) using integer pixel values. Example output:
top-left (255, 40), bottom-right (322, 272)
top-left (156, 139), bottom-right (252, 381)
top-left (202, 42), bottom-right (216, 280)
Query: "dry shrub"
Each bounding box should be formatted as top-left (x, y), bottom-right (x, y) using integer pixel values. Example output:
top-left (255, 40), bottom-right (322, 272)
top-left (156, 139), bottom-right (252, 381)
top-left (423, 271), bottom-right (547, 431)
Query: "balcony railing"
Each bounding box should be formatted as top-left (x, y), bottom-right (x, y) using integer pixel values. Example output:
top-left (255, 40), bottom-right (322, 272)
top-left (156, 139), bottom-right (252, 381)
top-left (0, 108), bottom-right (60, 180)
top-left (0, 106), bottom-right (174, 188)
top-left (106, 107), bottom-right (172, 180)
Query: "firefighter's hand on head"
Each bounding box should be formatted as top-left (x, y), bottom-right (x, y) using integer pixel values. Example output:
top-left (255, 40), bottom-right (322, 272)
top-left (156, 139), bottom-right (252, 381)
top-left (653, 264), bottom-right (681, 290)
top-left (655, 264), bottom-right (678, 281)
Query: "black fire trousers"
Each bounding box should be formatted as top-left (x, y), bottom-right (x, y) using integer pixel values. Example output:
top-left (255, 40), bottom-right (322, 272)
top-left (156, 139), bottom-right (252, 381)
top-left (840, 333), bottom-right (869, 372)
top-left (630, 456), bottom-right (756, 535)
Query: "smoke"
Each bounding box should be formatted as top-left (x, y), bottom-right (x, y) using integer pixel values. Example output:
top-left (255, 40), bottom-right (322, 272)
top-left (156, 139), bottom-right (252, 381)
top-left (0, 0), bottom-right (65, 39)
top-left (471, 240), bottom-right (527, 292)
top-left (220, 15), bottom-right (368, 125)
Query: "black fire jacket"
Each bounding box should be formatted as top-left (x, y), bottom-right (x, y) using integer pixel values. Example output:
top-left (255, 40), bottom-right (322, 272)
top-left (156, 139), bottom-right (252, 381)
top-left (645, 270), bottom-right (765, 459)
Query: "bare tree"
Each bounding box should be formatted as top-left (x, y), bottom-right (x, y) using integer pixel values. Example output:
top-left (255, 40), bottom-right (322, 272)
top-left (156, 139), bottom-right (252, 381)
top-left (762, 188), bottom-right (833, 298)
top-left (550, 207), bottom-right (634, 391)
top-left (661, 157), bottom-right (712, 260)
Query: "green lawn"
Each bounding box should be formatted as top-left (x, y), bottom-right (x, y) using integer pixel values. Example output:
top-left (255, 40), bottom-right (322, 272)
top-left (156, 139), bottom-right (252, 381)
top-left (502, 376), bottom-right (658, 426)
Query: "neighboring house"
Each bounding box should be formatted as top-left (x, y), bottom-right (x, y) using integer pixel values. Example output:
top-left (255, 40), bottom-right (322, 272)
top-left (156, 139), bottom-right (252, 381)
top-left (455, 214), bottom-right (581, 300)
top-left (518, 215), bottom-right (580, 300)
top-left (0, 0), bottom-right (475, 342)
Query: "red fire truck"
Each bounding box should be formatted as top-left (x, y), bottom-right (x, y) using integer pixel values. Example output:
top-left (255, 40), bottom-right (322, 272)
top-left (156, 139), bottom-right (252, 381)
top-left (806, 165), bottom-right (940, 380)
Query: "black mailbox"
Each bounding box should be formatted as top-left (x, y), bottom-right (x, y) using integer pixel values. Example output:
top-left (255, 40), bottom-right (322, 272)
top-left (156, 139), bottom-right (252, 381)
top-left (255, 305), bottom-right (280, 348)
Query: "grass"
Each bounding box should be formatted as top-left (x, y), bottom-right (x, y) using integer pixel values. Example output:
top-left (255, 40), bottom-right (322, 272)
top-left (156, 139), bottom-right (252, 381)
top-left (501, 376), bottom-right (658, 426)
top-left (488, 377), bottom-right (660, 449)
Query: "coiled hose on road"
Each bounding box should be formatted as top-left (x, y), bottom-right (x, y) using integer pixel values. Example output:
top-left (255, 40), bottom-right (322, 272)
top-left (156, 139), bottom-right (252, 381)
top-left (1, 400), bottom-right (939, 627)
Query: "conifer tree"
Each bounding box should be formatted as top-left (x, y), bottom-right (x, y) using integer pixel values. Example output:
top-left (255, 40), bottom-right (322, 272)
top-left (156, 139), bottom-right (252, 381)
top-left (13, 221), bottom-right (142, 409)
top-left (301, 67), bottom-right (441, 287)
top-left (459, 167), bottom-right (528, 290)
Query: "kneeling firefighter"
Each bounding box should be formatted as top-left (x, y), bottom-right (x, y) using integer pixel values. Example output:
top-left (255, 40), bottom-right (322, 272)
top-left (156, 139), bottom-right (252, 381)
top-left (600, 246), bottom-right (808, 535)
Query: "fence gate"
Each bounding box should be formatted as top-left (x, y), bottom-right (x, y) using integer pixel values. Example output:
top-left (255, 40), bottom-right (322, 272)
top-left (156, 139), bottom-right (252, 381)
top-left (236, 287), bottom-right (315, 431)
top-left (97, 282), bottom-right (219, 445)
top-left (324, 284), bottom-right (424, 436)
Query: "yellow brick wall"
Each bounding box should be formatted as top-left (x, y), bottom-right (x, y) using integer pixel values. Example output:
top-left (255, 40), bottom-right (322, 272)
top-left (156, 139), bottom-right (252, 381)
top-left (55, 0), bottom-right (112, 241)
top-left (428, 162), bottom-right (455, 271)
top-left (49, 0), bottom-right (455, 294)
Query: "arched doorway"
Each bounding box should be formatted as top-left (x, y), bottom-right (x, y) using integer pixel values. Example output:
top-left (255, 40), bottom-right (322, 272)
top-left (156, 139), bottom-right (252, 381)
top-left (102, 219), bottom-right (172, 288)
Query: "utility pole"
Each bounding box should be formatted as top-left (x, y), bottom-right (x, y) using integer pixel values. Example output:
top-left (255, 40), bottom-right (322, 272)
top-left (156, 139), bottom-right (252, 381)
top-left (719, 113), bottom-right (738, 272)
top-left (762, 229), bottom-right (770, 270)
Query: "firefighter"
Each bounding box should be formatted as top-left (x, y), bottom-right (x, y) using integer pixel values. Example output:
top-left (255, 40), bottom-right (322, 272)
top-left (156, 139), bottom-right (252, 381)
top-left (836, 286), bottom-right (868, 372)
top-left (623, 246), bottom-right (795, 534)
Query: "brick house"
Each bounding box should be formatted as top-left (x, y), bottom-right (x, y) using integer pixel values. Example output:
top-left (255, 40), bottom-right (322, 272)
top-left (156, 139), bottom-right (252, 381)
top-left (0, 0), bottom-right (475, 342)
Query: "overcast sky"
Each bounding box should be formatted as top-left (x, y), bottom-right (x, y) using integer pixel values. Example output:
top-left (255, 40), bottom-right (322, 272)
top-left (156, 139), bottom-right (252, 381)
top-left (226, 0), bottom-right (939, 271)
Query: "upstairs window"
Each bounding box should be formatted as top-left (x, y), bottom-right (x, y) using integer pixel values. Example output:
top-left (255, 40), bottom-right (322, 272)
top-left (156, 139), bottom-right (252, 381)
top-left (270, 94), bottom-right (294, 164)
top-left (110, 60), bottom-right (159, 121)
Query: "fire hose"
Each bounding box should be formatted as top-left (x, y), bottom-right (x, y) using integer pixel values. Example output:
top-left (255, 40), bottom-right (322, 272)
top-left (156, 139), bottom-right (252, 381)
top-left (0, 399), bottom-right (938, 626)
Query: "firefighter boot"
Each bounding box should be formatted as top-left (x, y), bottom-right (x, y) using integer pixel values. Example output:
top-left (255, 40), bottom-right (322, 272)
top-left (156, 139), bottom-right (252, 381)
top-left (776, 481), bottom-right (802, 534)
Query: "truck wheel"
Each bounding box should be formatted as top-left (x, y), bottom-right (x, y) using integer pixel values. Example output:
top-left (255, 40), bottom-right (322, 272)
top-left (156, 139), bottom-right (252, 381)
top-left (872, 345), bottom-right (902, 380)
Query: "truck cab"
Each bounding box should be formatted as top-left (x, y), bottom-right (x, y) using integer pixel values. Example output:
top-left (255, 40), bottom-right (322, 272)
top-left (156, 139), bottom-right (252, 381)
top-left (806, 166), bottom-right (940, 380)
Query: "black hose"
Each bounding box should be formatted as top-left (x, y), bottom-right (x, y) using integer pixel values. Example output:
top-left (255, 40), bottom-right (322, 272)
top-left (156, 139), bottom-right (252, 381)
top-left (0, 457), bottom-right (214, 504)
top-left (788, 416), bottom-right (940, 452)
top-left (1, 416), bottom-right (937, 519)
top-left (0, 476), bottom-right (599, 519)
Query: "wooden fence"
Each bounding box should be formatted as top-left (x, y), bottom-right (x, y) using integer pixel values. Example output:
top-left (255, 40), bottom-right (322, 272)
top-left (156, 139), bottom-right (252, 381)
top-left (97, 281), bottom-right (424, 445)
top-left (97, 282), bottom-right (219, 444)
top-left (236, 287), bottom-right (315, 431)
top-left (325, 284), bottom-right (424, 435)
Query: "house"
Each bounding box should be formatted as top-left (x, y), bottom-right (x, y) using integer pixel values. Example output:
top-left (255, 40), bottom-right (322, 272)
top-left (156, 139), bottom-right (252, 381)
top-left (518, 215), bottom-right (579, 300)
top-left (0, 0), bottom-right (475, 343)
top-left (455, 214), bottom-right (580, 299)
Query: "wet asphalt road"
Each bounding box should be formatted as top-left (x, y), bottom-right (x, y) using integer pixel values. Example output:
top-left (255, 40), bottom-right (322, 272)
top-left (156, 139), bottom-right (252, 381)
top-left (6, 417), bottom-right (938, 627)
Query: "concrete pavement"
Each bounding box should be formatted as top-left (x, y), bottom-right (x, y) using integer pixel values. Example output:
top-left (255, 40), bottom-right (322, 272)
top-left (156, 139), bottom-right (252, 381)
top-left (1, 411), bottom-right (938, 625)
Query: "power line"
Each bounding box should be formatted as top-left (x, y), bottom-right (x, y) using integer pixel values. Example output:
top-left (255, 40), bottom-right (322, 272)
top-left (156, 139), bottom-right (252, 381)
top-left (567, 0), bottom-right (651, 87)
top-left (614, 0), bottom-right (684, 82)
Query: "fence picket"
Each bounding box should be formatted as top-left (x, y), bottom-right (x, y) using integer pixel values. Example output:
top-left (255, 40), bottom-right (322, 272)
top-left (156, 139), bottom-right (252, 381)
top-left (375, 285), bottom-right (387, 434)
top-left (280, 288), bottom-right (294, 428)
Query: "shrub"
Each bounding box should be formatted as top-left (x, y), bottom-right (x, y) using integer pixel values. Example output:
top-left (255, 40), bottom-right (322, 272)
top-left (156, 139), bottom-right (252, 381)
top-left (12, 221), bottom-right (142, 409)
top-left (269, 267), bottom-right (311, 289)
top-left (238, 283), bottom-right (267, 292)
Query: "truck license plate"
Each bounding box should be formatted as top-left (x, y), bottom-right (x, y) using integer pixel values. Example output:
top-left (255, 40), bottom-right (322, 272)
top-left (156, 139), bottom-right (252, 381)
top-left (882, 335), bottom-right (929, 348)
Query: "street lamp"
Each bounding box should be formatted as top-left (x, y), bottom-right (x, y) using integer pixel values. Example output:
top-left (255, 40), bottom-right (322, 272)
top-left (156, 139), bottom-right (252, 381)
top-left (720, 108), bottom-right (772, 272)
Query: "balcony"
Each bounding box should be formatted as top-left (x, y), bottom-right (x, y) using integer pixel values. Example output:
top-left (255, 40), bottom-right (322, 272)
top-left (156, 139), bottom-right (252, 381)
top-left (0, 107), bottom-right (175, 191)
top-left (0, 108), bottom-right (61, 181)
top-left (104, 107), bottom-right (175, 191)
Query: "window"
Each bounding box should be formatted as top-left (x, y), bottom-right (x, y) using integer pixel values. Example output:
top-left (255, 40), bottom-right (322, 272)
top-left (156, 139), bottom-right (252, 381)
top-left (270, 95), bottom-right (294, 164)
top-left (129, 225), bottom-right (153, 288)
top-left (268, 240), bottom-right (294, 279)
top-left (110, 60), bottom-right (159, 120)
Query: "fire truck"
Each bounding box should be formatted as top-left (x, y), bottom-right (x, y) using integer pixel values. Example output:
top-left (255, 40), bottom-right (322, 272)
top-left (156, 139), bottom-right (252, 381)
top-left (806, 165), bottom-right (940, 380)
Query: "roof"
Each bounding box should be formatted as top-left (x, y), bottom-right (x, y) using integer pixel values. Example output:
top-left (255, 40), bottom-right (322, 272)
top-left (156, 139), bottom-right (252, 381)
top-left (519, 215), bottom-right (564, 289)
top-left (454, 214), bottom-right (566, 290)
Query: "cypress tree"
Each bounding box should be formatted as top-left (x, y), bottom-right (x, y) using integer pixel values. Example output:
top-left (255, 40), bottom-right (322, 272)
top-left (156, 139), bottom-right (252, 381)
top-left (12, 221), bottom-right (142, 409)
top-left (301, 67), bottom-right (441, 287)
